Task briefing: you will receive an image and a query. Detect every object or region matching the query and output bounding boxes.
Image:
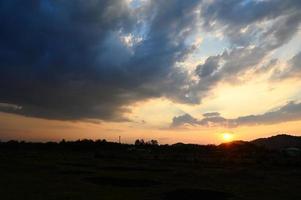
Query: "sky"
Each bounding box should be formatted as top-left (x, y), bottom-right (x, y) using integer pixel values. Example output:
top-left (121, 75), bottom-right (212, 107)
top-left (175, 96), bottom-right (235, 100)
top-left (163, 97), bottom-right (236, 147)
top-left (0, 0), bottom-right (301, 144)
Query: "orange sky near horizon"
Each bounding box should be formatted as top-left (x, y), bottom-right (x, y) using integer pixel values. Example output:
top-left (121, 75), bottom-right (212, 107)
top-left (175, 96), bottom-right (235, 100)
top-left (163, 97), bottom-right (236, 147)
top-left (1, 0), bottom-right (301, 145)
top-left (1, 71), bottom-right (301, 145)
top-left (1, 111), bottom-right (301, 145)
top-left (1, 73), bottom-right (301, 145)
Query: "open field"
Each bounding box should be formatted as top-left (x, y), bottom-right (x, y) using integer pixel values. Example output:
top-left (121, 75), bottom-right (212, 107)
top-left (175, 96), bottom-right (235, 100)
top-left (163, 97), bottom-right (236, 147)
top-left (0, 141), bottom-right (301, 200)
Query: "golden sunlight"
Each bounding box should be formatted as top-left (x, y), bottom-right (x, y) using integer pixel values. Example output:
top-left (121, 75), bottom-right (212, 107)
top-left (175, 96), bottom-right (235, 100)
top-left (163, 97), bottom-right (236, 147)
top-left (221, 133), bottom-right (234, 142)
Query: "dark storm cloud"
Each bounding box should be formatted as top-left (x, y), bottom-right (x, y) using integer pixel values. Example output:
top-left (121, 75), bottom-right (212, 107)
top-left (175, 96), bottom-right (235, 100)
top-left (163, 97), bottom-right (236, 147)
top-left (171, 101), bottom-right (301, 128)
top-left (0, 0), bottom-right (202, 121)
top-left (1, 0), bottom-right (301, 122)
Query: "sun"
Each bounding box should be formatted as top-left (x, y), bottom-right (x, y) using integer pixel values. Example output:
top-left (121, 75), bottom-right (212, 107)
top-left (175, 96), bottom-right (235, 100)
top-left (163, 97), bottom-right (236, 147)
top-left (222, 133), bottom-right (234, 142)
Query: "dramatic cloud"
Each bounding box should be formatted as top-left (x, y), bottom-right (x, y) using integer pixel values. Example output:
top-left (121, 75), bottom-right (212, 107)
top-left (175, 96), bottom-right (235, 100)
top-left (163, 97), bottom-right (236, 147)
top-left (170, 114), bottom-right (199, 128)
top-left (171, 101), bottom-right (301, 128)
top-left (0, 0), bottom-right (301, 122)
top-left (289, 51), bottom-right (301, 77)
top-left (171, 112), bottom-right (227, 128)
top-left (190, 0), bottom-right (301, 100)
top-left (201, 0), bottom-right (301, 47)
top-left (0, 0), bottom-right (201, 121)
top-left (273, 51), bottom-right (301, 79)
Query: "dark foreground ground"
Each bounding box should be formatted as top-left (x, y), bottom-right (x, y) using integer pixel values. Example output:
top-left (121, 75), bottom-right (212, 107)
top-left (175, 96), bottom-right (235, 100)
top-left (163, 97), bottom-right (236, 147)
top-left (0, 140), bottom-right (301, 200)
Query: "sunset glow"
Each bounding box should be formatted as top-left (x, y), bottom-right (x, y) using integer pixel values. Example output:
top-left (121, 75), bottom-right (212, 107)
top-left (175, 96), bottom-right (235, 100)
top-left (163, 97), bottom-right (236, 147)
top-left (1, 1), bottom-right (301, 199)
top-left (0, 0), bottom-right (301, 144)
top-left (222, 133), bottom-right (234, 142)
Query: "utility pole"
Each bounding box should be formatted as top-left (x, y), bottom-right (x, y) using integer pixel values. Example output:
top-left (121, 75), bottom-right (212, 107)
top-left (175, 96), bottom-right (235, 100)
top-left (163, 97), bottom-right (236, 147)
top-left (119, 136), bottom-right (121, 144)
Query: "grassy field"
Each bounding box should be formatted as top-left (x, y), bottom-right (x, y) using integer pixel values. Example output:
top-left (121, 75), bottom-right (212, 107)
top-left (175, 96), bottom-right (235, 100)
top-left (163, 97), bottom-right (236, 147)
top-left (0, 142), bottom-right (301, 200)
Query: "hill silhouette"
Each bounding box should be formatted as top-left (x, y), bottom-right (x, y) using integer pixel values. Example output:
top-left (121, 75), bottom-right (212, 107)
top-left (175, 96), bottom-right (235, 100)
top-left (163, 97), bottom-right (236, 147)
top-left (251, 134), bottom-right (301, 150)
